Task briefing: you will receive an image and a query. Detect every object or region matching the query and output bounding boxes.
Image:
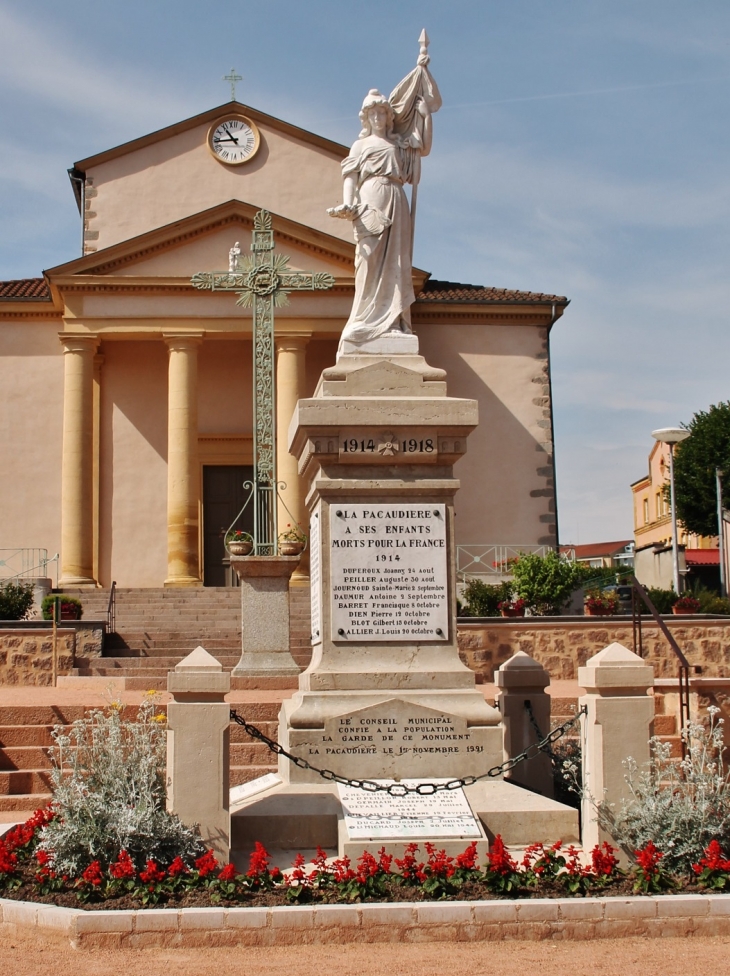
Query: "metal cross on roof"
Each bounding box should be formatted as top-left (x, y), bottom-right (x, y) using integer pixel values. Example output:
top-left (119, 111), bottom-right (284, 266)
top-left (191, 209), bottom-right (335, 553)
top-left (223, 68), bottom-right (242, 101)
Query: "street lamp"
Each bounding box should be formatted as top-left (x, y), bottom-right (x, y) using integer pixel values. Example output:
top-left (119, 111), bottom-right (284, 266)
top-left (652, 427), bottom-right (691, 594)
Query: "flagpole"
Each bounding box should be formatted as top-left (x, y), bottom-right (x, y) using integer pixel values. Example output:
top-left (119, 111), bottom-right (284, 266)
top-left (409, 30), bottom-right (429, 258)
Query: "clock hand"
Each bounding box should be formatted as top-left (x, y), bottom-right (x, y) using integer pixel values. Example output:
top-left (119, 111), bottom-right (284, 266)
top-left (221, 125), bottom-right (239, 145)
top-left (214, 135), bottom-right (237, 144)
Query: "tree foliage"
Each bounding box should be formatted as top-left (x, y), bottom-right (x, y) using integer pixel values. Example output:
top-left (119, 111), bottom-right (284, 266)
top-left (673, 402), bottom-right (730, 537)
top-left (511, 551), bottom-right (585, 616)
top-left (0, 582), bottom-right (34, 620)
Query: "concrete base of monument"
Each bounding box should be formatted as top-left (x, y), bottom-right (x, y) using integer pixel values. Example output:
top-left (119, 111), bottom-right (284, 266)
top-left (229, 775), bottom-right (579, 868)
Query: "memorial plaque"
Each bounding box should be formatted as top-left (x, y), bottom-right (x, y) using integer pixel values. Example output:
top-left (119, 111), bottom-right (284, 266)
top-left (329, 503), bottom-right (448, 641)
top-left (309, 504), bottom-right (322, 642)
top-left (338, 780), bottom-right (481, 839)
top-left (287, 700), bottom-right (498, 782)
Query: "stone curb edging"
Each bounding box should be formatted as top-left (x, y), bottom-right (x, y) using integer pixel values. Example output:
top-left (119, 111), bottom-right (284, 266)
top-left (2, 895), bottom-right (730, 948)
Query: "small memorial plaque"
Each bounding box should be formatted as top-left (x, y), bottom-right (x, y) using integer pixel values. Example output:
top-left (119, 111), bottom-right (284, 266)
top-left (338, 780), bottom-right (481, 839)
top-left (329, 503), bottom-right (449, 641)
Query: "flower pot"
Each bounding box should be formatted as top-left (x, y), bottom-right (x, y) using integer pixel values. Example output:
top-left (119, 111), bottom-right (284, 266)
top-left (672, 606), bottom-right (697, 615)
top-left (60, 605), bottom-right (81, 620)
top-left (500, 608), bottom-right (525, 618)
top-left (228, 540), bottom-right (253, 556)
top-left (279, 541), bottom-right (304, 556)
top-left (585, 606), bottom-right (612, 617)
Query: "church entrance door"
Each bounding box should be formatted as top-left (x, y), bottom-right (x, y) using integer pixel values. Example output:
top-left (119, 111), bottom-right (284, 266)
top-left (202, 465), bottom-right (254, 586)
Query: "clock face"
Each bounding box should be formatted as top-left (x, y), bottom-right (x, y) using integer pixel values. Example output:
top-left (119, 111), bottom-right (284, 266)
top-left (208, 116), bottom-right (260, 165)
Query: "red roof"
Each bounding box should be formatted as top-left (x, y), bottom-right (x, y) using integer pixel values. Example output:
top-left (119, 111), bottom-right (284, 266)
top-left (417, 280), bottom-right (568, 304)
top-left (562, 540), bottom-right (633, 560)
top-left (685, 549), bottom-right (719, 566)
top-left (0, 278), bottom-right (50, 300)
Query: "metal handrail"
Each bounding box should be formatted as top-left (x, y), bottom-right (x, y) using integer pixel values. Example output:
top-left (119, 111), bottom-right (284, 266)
top-left (629, 574), bottom-right (696, 749)
top-left (106, 580), bottom-right (117, 634)
top-left (456, 544), bottom-right (571, 580)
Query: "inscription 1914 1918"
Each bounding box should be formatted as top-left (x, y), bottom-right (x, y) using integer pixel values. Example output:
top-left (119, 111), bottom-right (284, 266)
top-left (329, 503), bottom-right (449, 641)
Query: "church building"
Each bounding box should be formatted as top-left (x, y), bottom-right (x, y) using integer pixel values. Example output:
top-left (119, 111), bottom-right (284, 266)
top-left (0, 101), bottom-right (568, 589)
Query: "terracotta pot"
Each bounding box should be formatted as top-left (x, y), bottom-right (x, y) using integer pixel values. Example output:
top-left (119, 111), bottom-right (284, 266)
top-left (500, 608), bottom-right (525, 618)
top-left (228, 540), bottom-right (253, 556)
top-left (279, 541), bottom-right (304, 556)
top-left (585, 606), bottom-right (612, 617)
top-left (60, 606), bottom-right (81, 620)
top-left (672, 606), bottom-right (697, 615)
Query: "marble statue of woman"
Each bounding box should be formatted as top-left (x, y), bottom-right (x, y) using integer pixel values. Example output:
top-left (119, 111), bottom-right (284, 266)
top-left (328, 33), bottom-right (440, 352)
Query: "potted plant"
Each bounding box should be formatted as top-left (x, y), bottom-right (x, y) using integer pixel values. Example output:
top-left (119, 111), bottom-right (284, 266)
top-left (41, 594), bottom-right (83, 621)
top-left (584, 591), bottom-right (618, 617)
top-left (278, 523), bottom-right (306, 556)
top-left (497, 597), bottom-right (525, 618)
top-left (225, 529), bottom-right (254, 556)
top-left (672, 595), bottom-right (701, 615)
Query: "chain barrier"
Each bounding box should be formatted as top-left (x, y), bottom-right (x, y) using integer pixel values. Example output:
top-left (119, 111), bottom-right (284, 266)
top-left (229, 705), bottom-right (587, 797)
top-left (524, 700), bottom-right (579, 765)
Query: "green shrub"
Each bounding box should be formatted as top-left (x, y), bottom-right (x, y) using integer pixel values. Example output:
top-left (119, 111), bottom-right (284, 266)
top-left (644, 587), bottom-right (676, 614)
top-left (39, 696), bottom-right (204, 874)
top-left (689, 584), bottom-right (730, 615)
top-left (511, 551), bottom-right (585, 616)
top-left (41, 594), bottom-right (83, 620)
top-left (459, 579), bottom-right (513, 617)
top-left (0, 581), bottom-right (34, 620)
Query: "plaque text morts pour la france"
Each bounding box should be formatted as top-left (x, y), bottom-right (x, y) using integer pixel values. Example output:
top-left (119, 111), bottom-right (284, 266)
top-left (330, 503), bottom-right (449, 641)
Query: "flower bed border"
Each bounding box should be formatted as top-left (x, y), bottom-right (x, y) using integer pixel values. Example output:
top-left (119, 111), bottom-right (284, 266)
top-left (3, 894), bottom-right (730, 949)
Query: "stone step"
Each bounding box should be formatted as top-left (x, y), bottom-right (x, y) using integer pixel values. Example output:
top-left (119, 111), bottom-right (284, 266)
top-left (0, 725), bottom-right (57, 747)
top-left (0, 747), bottom-right (52, 771)
top-left (0, 769), bottom-right (53, 795)
top-left (0, 792), bottom-right (52, 812)
top-left (230, 765), bottom-right (277, 787)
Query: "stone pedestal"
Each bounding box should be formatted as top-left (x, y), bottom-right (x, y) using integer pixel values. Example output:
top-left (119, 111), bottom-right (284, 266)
top-left (230, 341), bottom-right (577, 861)
top-left (166, 646), bottom-right (231, 862)
top-left (496, 651), bottom-right (554, 799)
top-left (230, 556), bottom-right (301, 676)
top-left (579, 642), bottom-right (654, 857)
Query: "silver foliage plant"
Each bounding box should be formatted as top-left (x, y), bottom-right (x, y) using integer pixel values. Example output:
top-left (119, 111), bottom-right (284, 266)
top-left (39, 694), bottom-right (204, 875)
top-left (577, 707), bottom-right (730, 875)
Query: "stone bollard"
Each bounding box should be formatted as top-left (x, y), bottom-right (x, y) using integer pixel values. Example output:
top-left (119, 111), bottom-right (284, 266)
top-left (496, 650), bottom-right (554, 798)
top-left (167, 645), bottom-right (231, 863)
top-left (579, 642), bottom-right (654, 857)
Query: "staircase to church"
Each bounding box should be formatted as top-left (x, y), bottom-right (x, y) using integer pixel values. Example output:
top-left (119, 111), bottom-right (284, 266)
top-left (0, 701), bottom-right (281, 814)
top-left (61, 586), bottom-right (313, 685)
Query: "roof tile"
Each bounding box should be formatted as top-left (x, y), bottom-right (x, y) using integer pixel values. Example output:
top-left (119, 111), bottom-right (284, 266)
top-left (416, 279), bottom-right (568, 304)
top-left (0, 278), bottom-right (51, 300)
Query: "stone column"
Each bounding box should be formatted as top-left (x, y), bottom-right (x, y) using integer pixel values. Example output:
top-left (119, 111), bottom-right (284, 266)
top-left (579, 642), bottom-right (654, 856)
top-left (59, 335), bottom-right (99, 587)
top-left (167, 646), bottom-right (231, 863)
top-left (276, 335), bottom-right (309, 582)
top-left (164, 335), bottom-right (202, 586)
top-left (496, 650), bottom-right (554, 798)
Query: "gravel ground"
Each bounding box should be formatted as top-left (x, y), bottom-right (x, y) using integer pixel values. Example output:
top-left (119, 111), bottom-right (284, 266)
top-left (0, 936), bottom-right (728, 975)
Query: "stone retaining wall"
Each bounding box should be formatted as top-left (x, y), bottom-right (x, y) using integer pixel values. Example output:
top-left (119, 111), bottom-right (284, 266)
top-left (2, 896), bottom-right (729, 948)
top-left (457, 617), bottom-right (730, 682)
top-left (0, 629), bottom-right (76, 685)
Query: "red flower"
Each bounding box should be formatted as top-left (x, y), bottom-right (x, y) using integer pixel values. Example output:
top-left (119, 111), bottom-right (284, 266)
top-left (247, 841), bottom-right (272, 878)
top-left (109, 849), bottom-right (136, 879)
top-left (0, 840), bottom-right (18, 875)
top-left (167, 856), bottom-right (188, 878)
top-left (82, 860), bottom-right (104, 886)
top-left (693, 839), bottom-right (730, 875)
top-left (218, 863), bottom-right (237, 882)
top-left (332, 855), bottom-right (355, 883)
top-left (139, 859), bottom-right (166, 884)
top-left (456, 842), bottom-right (479, 871)
top-left (377, 847), bottom-right (393, 874)
top-left (395, 843), bottom-right (426, 883)
top-left (290, 852), bottom-right (309, 885)
top-left (591, 842), bottom-right (619, 878)
top-left (194, 850), bottom-right (219, 878)
top-left (634, 841), bottom-right (663, 880)
top-left (488, 835), bottom-right (518, 876)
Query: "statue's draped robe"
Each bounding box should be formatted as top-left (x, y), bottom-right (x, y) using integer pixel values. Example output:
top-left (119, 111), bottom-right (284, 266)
top-left (339, 138), bottom-right (417, 347)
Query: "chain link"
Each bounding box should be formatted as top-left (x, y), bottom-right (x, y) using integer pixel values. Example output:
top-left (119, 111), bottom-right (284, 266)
top-left (524, 700), bottom-right (577, 765)
top-left (229, 705), bottom-right (587, 796)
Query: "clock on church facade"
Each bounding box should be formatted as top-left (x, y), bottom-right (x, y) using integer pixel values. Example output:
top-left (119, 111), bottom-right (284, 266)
top-left (207, 115), bottom-right (260, 165)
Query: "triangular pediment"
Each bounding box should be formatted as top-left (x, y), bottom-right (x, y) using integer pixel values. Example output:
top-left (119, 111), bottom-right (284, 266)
top-left (45, 200), bottom-right (430, 287)
top-left (46, 201), bottom-right (358, 280)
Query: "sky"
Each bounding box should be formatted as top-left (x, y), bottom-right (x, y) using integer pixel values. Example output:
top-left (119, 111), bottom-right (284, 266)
top-left (2, 0), bottom-right (729, 545)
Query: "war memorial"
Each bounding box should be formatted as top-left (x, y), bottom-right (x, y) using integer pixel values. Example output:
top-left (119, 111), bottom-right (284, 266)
top-left (0, 32), bottom-right (728, 951)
